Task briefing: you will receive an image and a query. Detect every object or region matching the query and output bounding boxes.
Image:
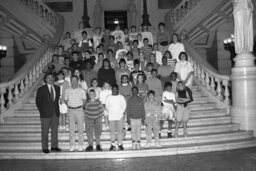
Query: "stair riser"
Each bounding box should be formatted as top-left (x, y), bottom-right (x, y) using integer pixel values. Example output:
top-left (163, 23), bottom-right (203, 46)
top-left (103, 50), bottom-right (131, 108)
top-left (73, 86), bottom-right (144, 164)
top-left (0, 124), bottom-right (238, 136)
top-left (2, 117), bottom-right (232, 128)
top-left (0, 133), bottom-right (252, 150)
top-left (0, 128), bottom-right (245, 141)
top-left (0, 140), bottom-right (255, 160)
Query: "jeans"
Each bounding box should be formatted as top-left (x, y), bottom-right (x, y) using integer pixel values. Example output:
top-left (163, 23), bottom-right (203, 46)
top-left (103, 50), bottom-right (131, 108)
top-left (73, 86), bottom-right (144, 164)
top-left (130, 118), bottom-right (142, 142)
top-left (145, 116), bottom-right (160, 143)
top-left (85, 116), bottom-right (102, 146)
top-left (68, 108), bottom-right (85, 147)
top-left (109, 118), bottom-right (123, 145)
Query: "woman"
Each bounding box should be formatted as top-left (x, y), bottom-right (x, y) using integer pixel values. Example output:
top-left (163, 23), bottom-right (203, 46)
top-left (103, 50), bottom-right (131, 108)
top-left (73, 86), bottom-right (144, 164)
top-left (168, 34), bottom-right (185, 62)
top-left (174, 52), bottom-right (194, 88)
top-left (156, 23), bottom-right (170, 54)
top-left (97, 59), bottom-right (116, 87)
top-left (72, 68), bottom-right (88, 90)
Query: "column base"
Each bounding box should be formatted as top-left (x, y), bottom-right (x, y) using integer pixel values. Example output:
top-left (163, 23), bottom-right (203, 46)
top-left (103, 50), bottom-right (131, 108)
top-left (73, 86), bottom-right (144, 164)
top-left (231, 52), bottom-right (256, 136)
top-left (231, 106), bottom-right (256, 136)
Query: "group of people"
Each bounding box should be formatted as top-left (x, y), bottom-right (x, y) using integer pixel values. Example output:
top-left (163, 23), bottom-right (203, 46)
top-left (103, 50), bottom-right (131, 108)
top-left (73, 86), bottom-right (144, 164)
top-left (36, 22), bottom-right (194, 154)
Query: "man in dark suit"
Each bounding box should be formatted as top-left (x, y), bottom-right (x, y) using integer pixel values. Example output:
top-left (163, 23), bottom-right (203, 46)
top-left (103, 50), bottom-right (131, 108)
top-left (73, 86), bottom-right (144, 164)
top-left (36, 72), bottom-right (61, 153)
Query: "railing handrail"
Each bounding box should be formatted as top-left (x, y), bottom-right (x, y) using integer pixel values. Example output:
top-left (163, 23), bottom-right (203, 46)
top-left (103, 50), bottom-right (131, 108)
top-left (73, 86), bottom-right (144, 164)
top-left (183, 40), bottom-right (230, 81)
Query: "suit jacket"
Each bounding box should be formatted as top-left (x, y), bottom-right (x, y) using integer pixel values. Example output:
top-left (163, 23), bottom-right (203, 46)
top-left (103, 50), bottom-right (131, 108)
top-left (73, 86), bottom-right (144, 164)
top-left (36, 84), bottom-right (60, 118)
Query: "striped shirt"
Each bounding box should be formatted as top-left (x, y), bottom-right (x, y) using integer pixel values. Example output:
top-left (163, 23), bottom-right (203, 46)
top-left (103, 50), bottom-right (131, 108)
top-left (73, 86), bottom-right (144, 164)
top-left (167, 58), bottom-right (176, 69)
top-left (141, 45), bottom-right (153, 62)
top-left (84, 100), bottom-right (104, 119)
top-left (64, 87), bottom-right (86, 107)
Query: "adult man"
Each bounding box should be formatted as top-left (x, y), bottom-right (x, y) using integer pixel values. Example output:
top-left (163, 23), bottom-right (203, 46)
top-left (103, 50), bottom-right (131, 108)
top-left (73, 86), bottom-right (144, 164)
top-left (36, 73), bottom-right (61, 154)
top-left (64, 75), bottom-right (87, 152)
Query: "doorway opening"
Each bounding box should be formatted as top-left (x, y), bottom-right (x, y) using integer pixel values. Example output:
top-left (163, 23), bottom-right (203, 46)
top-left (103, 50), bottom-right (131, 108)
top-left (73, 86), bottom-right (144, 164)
top-left (104, 10), bottom-right (127, 31)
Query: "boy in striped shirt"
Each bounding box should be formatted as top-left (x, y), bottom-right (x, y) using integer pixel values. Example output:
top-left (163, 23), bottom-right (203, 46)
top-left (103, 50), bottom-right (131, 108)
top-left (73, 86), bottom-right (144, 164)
top-left (84, 89), bottom-right (104, 151)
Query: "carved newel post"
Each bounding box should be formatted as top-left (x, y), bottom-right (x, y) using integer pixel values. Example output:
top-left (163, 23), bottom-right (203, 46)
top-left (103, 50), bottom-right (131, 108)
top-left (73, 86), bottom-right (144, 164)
top-left (127, 0), bottom-right (137, 27)
top-left (231, 0), bottom-right (256, 136)
top-left (141, 0), bottom-right (151, 28)
top-left (82, 0), bottom-right (91, 28)
top-left (93, 0), bottom-right (103, 28)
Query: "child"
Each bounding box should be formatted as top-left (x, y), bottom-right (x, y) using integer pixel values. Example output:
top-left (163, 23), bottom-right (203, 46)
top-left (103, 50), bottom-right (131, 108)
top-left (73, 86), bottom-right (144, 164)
top-left (170, 72), bottom-right (178, 94)
top-left (78, 31), bottom-right (93, 52)
top-left (119, 75), bottom-right (132, 101)
top-left (84, 89), bottom-right (104, 152)
top-left (115, 59), bottom-right (130, 85)
top-left (125, 51), bottom-right (134, 71)
top-left (144, 62), bottom-right (153, 79)
top-left (160, 82), bottom-right (176, 138)
top-left (130, 59), bottom-right (146, 86)
top-left (127, 86), bottom-right (145, 150)
top-left (136, 74), bottom-right (148, 100)
top-left (105, 84), bottom-right (127, 151)
top-left (144, 90), bottom-right (162, 148)
top-left (137, 33), bottom-right (144, 48)
top-left (88, 78), bottom-right (101, 100)
top-left (146, 69), bottom-right (163, 103)
top-left (55, 71), bottom-right (69, 132)
top-left (175, 81), bottom-right (193, 137)
top-left (99, 81), bottom-right (112, 130)
top-left (153, 43), bottom-right (163, 66)
top-left (164, 50), bottom-right (177, 69)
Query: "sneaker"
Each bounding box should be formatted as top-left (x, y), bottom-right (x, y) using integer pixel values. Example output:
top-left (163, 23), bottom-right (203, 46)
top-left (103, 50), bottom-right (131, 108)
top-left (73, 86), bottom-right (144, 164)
top-left (78, 146), bottom-right (83, 152)
top-left (145, 143), bottom-right (151, 149)
top-left (69, 146), bottom-right (76, 152)
top-left (167, 132), bottom-right (173, 138)
top-left (127, 128), bottom-right (131, 131)
top-left (109, 145), bottom-right (116, 151)
top-left (155, 142), bottom-right (162, 148)
top-left (136, 143), bottom-right (141, 150)
top-left (96, 144), bottom-right (102, 151)
top-left (132, 142), bottom-right (136, 150)
top-left (85, 145), bottom-right (93, 152)
top-left (118, 144), bottom-right (124, 151)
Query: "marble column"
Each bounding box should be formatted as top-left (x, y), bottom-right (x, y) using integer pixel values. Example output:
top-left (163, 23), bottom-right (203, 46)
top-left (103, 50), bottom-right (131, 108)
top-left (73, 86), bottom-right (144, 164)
top-left (231, 0), bottom-right (256, 136)
top-left (93, 0), bottom-right (103, 28)
top-left (127, 0), bottom-right (137, 28)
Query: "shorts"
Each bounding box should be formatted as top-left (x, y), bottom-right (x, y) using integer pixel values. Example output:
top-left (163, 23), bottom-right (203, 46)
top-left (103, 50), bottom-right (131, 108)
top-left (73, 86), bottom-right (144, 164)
top-left (176, 104), bottom-right (190, 122)
top-left (161, 106), bottom-right (175, 120)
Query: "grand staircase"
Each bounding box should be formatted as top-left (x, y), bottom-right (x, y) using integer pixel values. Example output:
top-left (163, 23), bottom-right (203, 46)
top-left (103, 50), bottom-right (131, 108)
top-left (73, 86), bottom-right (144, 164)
top-left (0, 83), bottom-right (255, 159)
top-left (0, 0), bottom-right (255, 160)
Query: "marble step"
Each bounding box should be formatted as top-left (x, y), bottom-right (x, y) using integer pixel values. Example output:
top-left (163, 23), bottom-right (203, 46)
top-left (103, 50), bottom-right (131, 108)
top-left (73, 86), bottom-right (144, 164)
top-left (5, 111), bottom-right (228, 125)
top-left (0, 138), bottom-right (255, 159)
top-left (20, 102), bottom-right (217, 110)
top-left (0, 124), bottom-right (242, 141)
top-left (0, 131), bottom-right (252, 150)
top-left (2, 116), bottom-right (232, 129)
top-left (13, 108), bottom-right (227, 117)
top-left (0, 123), bottom-right (238, 137)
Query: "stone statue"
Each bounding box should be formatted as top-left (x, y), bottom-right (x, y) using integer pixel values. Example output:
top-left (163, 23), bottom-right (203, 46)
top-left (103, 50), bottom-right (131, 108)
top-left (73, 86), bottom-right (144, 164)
top-left (233, 0), bottom-right (254, 53)
top-left (93, 0), bottom-right (103, 28)
top-left (127, 0), bottom-right (137, 27)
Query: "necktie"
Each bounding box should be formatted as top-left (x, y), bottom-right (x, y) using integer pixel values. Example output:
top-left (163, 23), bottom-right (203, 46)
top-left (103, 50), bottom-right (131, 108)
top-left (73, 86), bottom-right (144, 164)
top-left (50, 85), bottom-right (54, 101)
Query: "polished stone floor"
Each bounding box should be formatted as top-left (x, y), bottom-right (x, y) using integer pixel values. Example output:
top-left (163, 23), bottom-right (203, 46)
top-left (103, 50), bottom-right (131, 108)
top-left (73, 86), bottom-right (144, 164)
top-left (1, 148), bottom-right (256, 171)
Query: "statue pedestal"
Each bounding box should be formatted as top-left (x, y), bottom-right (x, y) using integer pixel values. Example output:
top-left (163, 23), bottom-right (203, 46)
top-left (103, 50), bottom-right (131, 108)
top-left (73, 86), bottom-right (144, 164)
top-left (231, 52), bottom-right (256, 136)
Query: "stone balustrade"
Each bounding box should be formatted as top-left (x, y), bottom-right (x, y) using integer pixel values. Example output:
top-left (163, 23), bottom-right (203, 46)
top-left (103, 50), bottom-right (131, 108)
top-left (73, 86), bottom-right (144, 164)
top-left (0, 48), bottom-right (54, 114)
top-left (169, 0), bottom-right (202, 25)
top-left (20, 0), bottom-right (58, 28)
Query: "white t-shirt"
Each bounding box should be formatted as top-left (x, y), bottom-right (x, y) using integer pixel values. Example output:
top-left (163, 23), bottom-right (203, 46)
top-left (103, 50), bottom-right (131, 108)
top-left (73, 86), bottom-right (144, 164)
top-left (99, 89), bottom-right (112, 105)
top-left (162, 91), bottom-right (176, 107)
top-left (168, 42), bottom-right (185, 62)
top-left (174, 61), bottom-right (194, 87)
top-left (153, 50), bottom-right (163, 65)
top-left (105, 94), bottom-right (127, 121)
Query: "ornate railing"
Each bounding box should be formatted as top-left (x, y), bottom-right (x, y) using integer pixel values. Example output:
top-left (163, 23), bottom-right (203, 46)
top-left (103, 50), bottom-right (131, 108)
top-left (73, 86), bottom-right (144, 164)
top-left (183, 40), bottom-right (231, 111)
top-left (20, 0), bottom-right (58, 28)
top-left (0, 46), bottom-right (54, 117)
top-left (169, 0), bottom-right (202, 25)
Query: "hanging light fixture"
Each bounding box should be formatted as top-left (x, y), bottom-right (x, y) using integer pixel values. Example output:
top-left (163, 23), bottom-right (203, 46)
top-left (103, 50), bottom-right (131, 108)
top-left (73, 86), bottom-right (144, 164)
top-left (113, 18), bottom-right (119, 25)
top-left (0, 45), bottom-right (7, 67)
